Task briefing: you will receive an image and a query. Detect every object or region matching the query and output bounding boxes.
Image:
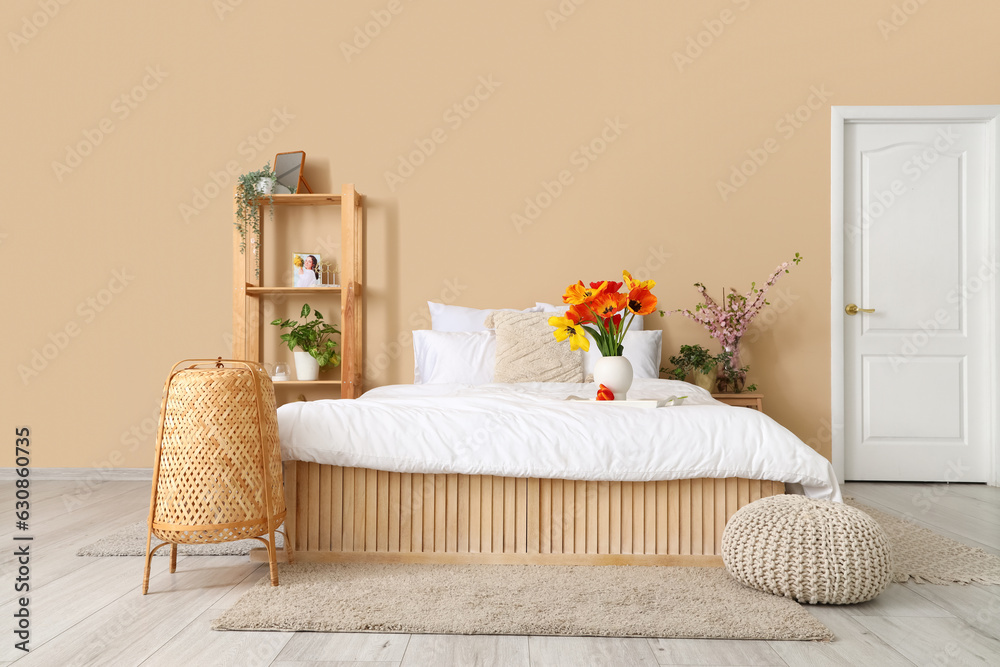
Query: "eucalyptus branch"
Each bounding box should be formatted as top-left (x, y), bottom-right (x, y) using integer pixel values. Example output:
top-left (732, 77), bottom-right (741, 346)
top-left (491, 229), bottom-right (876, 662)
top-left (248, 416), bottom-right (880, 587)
top-left (234, 162), bottom-right (278, 279)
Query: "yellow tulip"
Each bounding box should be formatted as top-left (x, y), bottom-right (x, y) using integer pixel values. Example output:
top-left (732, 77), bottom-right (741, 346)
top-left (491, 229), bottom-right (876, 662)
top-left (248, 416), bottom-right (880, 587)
top-left (562, 280), bottom-right (608, 305)
top-left (623, 269), bottom-right (655, 291)
top-left (548, 316), bottom-right (591, 352)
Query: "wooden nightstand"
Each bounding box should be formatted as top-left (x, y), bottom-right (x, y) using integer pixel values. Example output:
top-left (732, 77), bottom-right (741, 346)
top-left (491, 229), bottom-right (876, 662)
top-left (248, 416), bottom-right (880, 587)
top-left (712, 393), bottom-right (763, 412)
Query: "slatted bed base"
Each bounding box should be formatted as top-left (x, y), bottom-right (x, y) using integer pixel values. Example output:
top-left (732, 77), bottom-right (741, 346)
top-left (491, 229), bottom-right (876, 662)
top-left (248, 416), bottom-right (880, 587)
top-left (249, 462), bottom-right (784, 566)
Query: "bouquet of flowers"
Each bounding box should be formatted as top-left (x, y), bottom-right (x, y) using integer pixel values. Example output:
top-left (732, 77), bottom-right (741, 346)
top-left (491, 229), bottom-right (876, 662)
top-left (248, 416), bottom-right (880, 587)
top-left (676, 253), bottom-right (802, 391)
top-left (548, 270), bottom-right (660, 355)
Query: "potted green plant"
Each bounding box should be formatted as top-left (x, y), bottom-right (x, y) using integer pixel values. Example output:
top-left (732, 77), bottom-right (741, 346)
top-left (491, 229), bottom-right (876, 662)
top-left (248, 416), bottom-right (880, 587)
top-left (270, 304), bottom-right (341, 381)
top-left (235, 162), bottom-right (284, 278)
top-left (662, 344), bottom-right (720, 392)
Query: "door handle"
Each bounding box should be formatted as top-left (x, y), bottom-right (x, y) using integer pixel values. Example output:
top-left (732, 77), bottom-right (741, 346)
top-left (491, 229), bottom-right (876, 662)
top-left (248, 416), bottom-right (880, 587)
top-left (845, 303), bottom-right (876, 316)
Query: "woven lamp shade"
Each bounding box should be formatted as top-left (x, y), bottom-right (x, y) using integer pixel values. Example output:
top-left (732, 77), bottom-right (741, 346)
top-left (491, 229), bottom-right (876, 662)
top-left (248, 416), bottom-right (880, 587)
top-left (722, 494), bottom-right (892, 605)
top-left (143, 359), bottom-right (290, 594)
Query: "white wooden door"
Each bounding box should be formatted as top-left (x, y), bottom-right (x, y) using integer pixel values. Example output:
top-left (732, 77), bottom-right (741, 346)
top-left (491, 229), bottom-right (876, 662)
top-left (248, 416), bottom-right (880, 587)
top-left (843, 119), bottom-right (993, 481)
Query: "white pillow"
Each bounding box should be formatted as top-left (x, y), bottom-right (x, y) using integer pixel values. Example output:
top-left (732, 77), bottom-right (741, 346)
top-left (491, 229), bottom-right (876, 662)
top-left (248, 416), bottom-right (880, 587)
top-left (583, 330), bottom-right (662, 379)
top-left (429, 302), bottom-right (541, 332)
top-left (535, 302), bottom-right (644, 330)
top-left (413, 330), bottom-right (496, 384)
top-left (534, 302), bottom-right (561, 312)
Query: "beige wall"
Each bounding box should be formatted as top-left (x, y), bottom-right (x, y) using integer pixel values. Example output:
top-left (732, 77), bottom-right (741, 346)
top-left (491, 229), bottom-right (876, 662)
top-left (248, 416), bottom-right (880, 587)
top-left (3, 0), bottom-right (998, 469)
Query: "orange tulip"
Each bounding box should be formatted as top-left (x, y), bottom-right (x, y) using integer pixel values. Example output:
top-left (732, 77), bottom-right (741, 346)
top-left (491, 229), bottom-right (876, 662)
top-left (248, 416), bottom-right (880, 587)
top-left (626, 286), bottom-right (658, 316)
top-left (563, 280), bottom-right (607, 305)
top-left (566, 302), bottom-right (597, 325)
top-left (550, 271), bottom-right (661, 357)
top-left (589, 291), bottom-right (627, 319)
top-left (596, 384), bottom-right (615, 401)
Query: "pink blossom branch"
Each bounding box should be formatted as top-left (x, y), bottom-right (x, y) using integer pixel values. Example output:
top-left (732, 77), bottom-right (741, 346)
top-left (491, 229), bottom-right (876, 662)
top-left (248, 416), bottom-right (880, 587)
top-left (675, 255), bottom-right (801, 353)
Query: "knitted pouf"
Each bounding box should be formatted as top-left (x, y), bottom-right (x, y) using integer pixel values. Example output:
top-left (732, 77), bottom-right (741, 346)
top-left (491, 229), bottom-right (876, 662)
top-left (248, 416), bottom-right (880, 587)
top-left (722, 494), bottom-right (892, 605)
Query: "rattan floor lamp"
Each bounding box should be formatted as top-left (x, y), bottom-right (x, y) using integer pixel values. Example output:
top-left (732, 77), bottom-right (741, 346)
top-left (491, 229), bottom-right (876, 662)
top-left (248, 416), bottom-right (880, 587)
top-left (143, 358), bottom-right (292, 594)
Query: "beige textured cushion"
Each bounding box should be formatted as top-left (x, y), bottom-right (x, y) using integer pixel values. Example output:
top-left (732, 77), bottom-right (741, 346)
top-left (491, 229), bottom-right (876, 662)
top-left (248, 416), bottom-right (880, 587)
top-left (484, 311), bottom-right (583, 383)
top-left (722, 495), bottom-right (892, 605)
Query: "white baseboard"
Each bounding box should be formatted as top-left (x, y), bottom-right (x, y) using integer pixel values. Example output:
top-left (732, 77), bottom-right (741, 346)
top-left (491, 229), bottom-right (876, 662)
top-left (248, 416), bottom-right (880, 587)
top-left (0, 467), bottom-right (152, 481)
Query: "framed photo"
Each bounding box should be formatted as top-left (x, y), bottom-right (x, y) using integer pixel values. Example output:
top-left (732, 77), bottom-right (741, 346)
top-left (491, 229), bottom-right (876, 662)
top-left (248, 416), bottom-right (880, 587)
top-left (292, 252), bottom-right (321, 287)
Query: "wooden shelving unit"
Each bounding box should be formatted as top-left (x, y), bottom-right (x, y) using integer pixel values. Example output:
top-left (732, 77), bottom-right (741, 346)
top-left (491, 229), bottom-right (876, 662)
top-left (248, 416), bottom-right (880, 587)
top-left (232, 184), bottom-right (364, 399)
top-left (245, 286), bottom-right (343, 295)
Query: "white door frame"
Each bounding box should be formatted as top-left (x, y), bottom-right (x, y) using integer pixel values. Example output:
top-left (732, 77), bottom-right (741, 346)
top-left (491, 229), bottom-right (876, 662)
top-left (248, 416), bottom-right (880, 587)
top-left (830, 105), bottom-right (1000, 486)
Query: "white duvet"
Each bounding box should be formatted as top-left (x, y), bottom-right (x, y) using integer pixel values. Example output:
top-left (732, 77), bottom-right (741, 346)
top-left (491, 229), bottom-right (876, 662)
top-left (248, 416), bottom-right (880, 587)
top-left (277, 378), bottom-right (842, 501)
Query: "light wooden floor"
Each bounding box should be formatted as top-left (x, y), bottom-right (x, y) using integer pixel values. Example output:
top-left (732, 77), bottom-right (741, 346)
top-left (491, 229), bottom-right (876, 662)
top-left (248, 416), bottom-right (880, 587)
top-left (1, 481), bottom-right (998, 666)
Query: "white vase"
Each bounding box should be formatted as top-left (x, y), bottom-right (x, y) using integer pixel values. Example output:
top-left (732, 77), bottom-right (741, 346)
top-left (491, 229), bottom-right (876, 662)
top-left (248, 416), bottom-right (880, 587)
top-left (293, 350), bottom-right (319, 381)
top-left (255, 177), bottom-right (275, 195)
top-left (594, 356), bottom-right (633, 401)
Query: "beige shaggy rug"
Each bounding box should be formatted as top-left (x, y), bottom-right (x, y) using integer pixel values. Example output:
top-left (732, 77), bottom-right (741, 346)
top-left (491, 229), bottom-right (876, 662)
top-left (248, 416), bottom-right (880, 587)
top-left (76, 521), bottom-right (283, 557)
top-left (211, 562), bottom-right (833, 640)
top-left (844, 499), bottom-right (1000, 585)
top-left (80, 503), bottom-right (1000, 586)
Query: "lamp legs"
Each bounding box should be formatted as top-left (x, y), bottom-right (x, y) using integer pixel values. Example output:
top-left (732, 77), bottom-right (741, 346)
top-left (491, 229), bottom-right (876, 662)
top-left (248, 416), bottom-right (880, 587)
top-left (142, 539), bottom-right (172, 594)
top-left (282, 528), bottom-right (294, 564)
top-left (266, 530), bottom-right (279, 586)
top-left (142, 527), bottom-right (154, 595)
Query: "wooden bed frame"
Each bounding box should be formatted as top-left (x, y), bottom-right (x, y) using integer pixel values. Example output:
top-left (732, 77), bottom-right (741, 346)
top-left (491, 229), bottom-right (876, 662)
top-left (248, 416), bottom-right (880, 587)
top-left (234, 188), bottom-right (787, 567)
top-left (250, 462), bottom-right (784, 567)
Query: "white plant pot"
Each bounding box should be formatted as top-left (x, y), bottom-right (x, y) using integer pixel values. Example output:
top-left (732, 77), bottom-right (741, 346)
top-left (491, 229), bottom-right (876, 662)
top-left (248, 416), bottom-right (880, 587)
top-left (255, 177), bottom-right (275, 195)
top-left (593, 356), bottom-right (633, 401)
top-left (293, 350), bottom-right (320, 381)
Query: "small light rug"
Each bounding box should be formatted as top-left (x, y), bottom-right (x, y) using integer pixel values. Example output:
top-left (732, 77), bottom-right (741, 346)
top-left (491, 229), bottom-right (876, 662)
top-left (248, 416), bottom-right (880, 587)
top-left (76, 521), bottom-right (283, 557)
top-left (79, 503), bottom-right (1000, 586)
top-left (844, 498), bottom-right (1000, 585)
top-left (210, 562), bottom-right (833, 640)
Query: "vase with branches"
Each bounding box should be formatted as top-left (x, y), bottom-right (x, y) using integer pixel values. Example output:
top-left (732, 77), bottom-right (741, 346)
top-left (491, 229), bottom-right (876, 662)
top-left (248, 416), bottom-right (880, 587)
top-left (675, 253), bottom-right (802, 393)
